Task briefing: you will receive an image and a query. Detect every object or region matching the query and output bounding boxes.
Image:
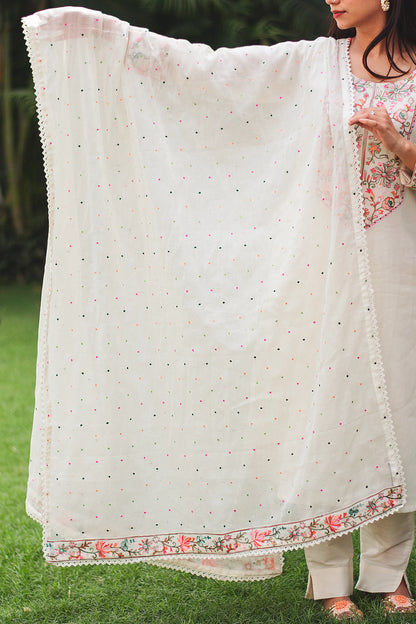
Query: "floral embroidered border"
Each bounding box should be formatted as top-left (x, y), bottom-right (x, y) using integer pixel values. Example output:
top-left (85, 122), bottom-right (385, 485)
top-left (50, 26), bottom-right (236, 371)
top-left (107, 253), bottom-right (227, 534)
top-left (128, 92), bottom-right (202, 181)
top-left (45, 486), bottom-right (403, 563)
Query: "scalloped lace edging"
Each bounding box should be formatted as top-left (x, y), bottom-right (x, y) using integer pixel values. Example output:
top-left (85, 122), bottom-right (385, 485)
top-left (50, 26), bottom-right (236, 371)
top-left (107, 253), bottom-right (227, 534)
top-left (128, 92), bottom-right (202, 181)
top-left (21, 16), bottom-right (55, 552)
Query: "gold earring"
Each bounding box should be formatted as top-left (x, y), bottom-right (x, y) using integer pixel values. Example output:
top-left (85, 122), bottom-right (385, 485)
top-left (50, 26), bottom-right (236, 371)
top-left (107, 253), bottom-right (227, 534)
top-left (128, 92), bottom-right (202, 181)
top-left (381, 0), bottom-right (390, 11)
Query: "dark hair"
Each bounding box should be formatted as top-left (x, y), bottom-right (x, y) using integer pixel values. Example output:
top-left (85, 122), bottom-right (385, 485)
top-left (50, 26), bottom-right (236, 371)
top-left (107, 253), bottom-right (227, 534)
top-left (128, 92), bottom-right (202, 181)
top-left (328, 0), bottom-right (416, 80)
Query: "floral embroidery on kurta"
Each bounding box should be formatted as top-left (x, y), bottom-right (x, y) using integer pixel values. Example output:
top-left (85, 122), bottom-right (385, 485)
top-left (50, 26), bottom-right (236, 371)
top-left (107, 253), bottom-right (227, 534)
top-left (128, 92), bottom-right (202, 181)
top-left (353, 71), bottom-right (416, 228)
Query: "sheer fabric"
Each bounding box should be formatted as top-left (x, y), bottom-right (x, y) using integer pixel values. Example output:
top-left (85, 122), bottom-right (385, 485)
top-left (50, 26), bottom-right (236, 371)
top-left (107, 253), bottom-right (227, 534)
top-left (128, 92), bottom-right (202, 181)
top-left (22, 7), bottom-right (413, 579)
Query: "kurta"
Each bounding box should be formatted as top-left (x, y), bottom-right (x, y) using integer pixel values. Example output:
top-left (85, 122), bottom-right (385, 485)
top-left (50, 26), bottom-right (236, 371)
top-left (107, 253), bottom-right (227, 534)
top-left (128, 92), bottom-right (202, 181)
top-left (353, 71), bottom-right (416, 516)
top-left (22, 7), bottom-right (415, 580)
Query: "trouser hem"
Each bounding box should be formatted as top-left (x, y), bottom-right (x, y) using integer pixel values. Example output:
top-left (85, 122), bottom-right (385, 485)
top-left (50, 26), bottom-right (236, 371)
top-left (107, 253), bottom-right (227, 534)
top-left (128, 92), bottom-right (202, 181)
top-left (356, 562), bottom-right (410, 594)
top-left (305, 566), bottom-right (354, 600)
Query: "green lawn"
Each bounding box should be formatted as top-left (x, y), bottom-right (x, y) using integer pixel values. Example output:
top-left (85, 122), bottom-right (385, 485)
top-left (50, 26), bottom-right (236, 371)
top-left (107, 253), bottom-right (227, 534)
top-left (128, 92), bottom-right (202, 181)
top-left (0, 284), bottom-right (415, 623)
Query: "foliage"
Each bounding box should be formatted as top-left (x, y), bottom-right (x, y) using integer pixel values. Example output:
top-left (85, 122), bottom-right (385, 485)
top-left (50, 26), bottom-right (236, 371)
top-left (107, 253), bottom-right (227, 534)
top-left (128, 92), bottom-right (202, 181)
top-left (0, 213), bottom-right (47, 283)
top-left (0, 0), bottom-right (330, 284)
top-left (49, 0), bottom-right (331, 46)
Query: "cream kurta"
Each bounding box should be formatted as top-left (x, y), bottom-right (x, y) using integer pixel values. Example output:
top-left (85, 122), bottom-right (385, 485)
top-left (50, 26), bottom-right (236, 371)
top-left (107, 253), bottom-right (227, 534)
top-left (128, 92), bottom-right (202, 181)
top-left (367, 206), bottom-right (416, 511)
top-left (353, 73), bottom-right (416, 511)
top-left (22, 7), bottom-right (413, 579)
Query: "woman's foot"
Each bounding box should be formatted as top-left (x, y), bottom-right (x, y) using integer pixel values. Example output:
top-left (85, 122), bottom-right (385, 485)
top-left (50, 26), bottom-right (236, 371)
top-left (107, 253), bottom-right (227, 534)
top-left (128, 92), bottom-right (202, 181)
top-left (323, 597), bottom-right (363, 620)
top-left (382, 577), bottom-right (416, 614)
top-left (384, 577), bottom-right (411, 600)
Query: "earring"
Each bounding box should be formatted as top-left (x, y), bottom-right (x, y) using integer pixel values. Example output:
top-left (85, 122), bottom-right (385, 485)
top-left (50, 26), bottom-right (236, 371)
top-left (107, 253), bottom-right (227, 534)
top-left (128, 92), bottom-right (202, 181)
top-left (381, 0), bottom-right (390, 11)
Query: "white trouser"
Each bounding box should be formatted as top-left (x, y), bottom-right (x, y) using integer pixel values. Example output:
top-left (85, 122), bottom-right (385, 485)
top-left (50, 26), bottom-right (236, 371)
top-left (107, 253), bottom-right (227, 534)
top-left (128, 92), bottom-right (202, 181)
top-left (304, 512), bottom-right (415, 600)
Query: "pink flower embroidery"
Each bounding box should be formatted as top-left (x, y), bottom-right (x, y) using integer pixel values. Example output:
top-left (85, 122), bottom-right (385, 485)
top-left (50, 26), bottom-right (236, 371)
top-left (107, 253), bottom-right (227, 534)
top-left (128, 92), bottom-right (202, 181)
top-left (324, 514), bottom-right (345, 532)
top-left (139, 539), bottom-right (153, 552)
top-left (250, 529), bottom-right (271, 548)
top-left (95, 540), bottom-right (113, 558)
top-left (178, 535), bottom-right (195, 552)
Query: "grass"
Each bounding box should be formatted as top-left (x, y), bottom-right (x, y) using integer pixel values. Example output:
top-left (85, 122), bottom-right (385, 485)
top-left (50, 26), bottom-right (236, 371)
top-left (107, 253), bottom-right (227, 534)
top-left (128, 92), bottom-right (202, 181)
top-left (0, 284), bottom-right (415, 623)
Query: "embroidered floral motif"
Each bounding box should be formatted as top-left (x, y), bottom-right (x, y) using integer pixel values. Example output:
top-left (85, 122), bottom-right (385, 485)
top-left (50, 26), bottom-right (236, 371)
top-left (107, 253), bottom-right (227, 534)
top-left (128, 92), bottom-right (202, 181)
top-left (324, 513), bottom-right (347, 532)
top-left (353, 72), bottom-right (416, 228)
top-left (45, 486), bottom-right (403, 563)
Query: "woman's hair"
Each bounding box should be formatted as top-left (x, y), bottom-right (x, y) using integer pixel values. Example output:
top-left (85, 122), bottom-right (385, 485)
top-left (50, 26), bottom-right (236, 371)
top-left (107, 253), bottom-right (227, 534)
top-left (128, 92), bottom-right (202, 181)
top-left (328, 0), bottom-right (416, 79)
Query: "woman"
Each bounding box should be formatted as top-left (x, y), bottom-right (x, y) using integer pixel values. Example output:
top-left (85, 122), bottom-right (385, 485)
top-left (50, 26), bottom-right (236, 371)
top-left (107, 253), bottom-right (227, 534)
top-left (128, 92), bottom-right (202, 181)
top-left (304, 0), bottom-right (416, 618)
top-left (22, 0), bottom-right (416, 618)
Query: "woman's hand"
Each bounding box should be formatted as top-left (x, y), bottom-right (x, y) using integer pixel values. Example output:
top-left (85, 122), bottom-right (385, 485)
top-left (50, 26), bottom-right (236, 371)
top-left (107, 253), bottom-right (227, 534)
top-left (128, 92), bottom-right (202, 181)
top-left (349, 104), bottom-right (416, 172)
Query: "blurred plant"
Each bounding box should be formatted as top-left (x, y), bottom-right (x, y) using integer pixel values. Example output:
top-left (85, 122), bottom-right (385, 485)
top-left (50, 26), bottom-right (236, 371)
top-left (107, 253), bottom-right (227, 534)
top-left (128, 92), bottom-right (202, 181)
top-left (139, 0), bottom-right (330, 45)
top-left (0, 2), bottom-right (46, 245)
top-left (279, 0), bottom-right (331, 39)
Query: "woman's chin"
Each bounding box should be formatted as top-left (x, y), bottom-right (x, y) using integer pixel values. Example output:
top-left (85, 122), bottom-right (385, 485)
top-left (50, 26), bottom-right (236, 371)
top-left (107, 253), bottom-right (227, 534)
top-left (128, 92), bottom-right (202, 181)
top-left (333, 15), bottom-right (352, 29)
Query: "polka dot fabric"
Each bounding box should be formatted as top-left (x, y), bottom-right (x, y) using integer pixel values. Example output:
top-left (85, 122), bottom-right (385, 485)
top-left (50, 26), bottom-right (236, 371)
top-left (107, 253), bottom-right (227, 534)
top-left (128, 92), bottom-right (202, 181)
top-left (22, 7), bottom-right (405, 578)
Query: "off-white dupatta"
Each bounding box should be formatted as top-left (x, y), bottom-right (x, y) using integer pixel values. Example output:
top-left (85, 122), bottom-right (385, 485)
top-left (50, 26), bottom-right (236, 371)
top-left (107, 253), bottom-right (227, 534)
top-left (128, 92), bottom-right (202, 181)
top-left (22, 7), bottom-right (404, 580)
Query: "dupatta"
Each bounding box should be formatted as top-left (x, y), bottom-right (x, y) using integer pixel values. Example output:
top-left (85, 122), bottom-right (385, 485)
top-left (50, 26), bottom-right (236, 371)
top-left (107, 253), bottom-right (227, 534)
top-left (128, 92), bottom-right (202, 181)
top-left (22, 7), bottom-right (404, 580)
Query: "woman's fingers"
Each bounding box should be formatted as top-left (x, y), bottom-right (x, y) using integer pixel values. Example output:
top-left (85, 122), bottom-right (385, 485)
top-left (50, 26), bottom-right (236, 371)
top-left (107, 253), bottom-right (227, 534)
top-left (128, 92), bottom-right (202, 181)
top-left (349, 104), bottom-right (388, 125)
top-left (348, 104), bottom-right (404, 153)
top-left (348, 104), bottom-right (415, 169)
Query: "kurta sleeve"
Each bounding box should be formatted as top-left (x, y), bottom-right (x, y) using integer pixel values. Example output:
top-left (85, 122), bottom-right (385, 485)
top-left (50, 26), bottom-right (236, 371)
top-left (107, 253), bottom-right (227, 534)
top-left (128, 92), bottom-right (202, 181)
top-left (399, 161), bottom-right (416, 188)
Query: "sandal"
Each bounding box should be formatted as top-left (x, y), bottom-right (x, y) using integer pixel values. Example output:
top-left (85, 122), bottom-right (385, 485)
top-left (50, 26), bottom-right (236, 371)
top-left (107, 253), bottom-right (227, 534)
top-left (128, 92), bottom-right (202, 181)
top-left (325, 599), bottom-right (363, 620)
top-left (382, 594), bottom-right (416, 614)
